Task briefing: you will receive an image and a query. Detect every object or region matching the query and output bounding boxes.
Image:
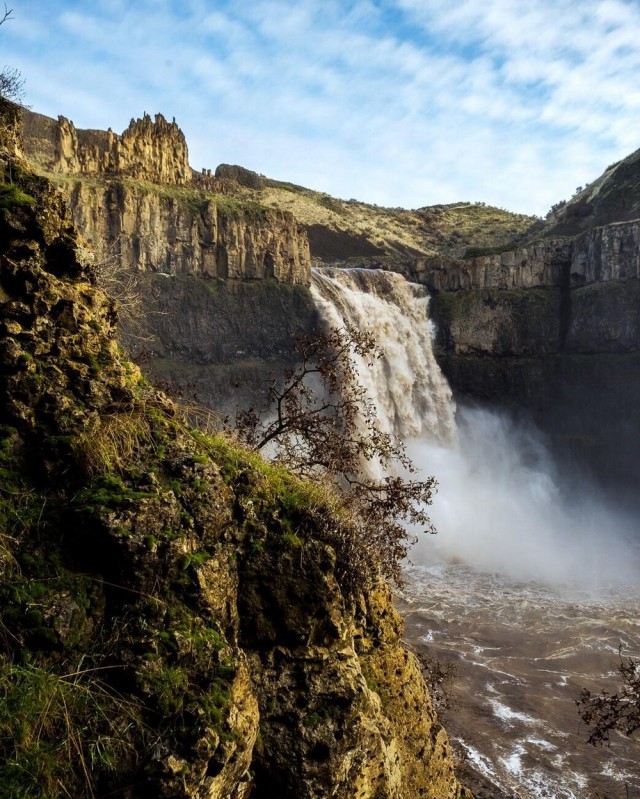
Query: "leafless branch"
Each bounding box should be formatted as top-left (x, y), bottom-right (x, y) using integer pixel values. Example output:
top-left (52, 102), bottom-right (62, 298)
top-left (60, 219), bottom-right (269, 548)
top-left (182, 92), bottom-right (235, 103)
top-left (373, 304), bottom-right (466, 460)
top-left (0, 5), bottom-right (13, 27)
top-left (577, 648), bottom-right (640, 745)
top-left (233, 326), bottom-right (438, 588)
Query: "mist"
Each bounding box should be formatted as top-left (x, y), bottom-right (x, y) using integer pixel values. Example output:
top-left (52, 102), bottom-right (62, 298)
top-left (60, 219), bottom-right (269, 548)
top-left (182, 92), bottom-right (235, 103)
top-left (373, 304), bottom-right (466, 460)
top-left (408, 405), bottom-right (640, 592)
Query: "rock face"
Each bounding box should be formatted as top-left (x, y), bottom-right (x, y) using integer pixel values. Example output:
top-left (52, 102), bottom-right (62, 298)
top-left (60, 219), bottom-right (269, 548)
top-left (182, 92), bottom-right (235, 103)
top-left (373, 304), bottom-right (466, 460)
top-left (424, 222), bottom-right (640, 494)
top-left (24, 109), bottom-right (191, 184)
top-left (417, 241), bottom-right (571, 292)
top-left (68, 179), bottom-right (310, 283)
top-left (0, 104), bottom-right (466, 799)
top-left (21, 109), bottom-right (312, 285)
top-left (134, 275), bottom-right (320, 412)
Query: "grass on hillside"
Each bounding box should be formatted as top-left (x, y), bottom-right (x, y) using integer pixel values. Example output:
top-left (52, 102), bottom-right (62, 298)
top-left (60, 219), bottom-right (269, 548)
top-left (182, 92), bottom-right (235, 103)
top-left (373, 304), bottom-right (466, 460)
top-left (29, 162), bottom-right (539, 260)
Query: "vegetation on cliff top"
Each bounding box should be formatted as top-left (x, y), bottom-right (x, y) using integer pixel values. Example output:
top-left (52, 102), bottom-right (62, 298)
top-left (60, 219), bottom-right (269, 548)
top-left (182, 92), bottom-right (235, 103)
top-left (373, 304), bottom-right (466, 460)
top-left (251, 179), bottom-right (539, 261)
top-left (538, 146), bottom-right (640, 239)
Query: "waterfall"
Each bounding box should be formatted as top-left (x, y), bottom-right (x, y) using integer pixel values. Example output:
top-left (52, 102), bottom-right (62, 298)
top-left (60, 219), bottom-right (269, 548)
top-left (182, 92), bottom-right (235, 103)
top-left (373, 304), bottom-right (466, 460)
top-left (310, 266), bottom-right (639, 589)
top-left (311, 267), bottom-right (640, 799)
top-left (310, 267), bottom-right (456, 445)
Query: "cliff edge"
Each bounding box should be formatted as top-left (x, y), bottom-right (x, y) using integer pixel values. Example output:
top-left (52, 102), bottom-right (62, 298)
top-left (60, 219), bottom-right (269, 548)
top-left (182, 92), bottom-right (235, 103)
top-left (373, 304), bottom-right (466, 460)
top-left (22, 109), bottom-right (312, 285)
top-left (0, 101), bottom-right (467, 799)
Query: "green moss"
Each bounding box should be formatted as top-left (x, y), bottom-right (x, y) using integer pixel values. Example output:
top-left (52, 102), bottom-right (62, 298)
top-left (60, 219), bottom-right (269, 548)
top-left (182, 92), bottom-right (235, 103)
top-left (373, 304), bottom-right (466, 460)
top-left (180, 550), bottom-right (211, 570)
top-left (161, 607), bottom-right (227, 657)
top-left (0, 182), bottom-right (36, 210)
top-left (158, 668), bottom-right (189, 714)
top-left (282, 531), bottom-right (303, 549)
top-left (72, 474), bottom-right (158, 513)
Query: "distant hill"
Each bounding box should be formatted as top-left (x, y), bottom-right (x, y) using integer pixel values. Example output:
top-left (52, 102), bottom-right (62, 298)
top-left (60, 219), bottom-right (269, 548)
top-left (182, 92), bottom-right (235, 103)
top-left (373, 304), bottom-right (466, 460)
top-left (216, 164), bottom-right (538, 261)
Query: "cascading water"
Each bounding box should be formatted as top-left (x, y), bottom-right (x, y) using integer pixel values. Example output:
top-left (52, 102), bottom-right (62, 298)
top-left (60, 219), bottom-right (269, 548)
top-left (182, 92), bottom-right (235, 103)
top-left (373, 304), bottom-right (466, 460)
top-left (311, 267), bottom-right (456, 443)
top-left (311, 266), bottom-right (640, 799)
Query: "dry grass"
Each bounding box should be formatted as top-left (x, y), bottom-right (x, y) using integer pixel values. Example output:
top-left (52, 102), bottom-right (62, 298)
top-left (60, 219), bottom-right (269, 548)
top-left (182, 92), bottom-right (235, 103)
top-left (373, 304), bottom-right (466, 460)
top-left (73, 411), bottom-right (155, 477)
top-left (0, 661), bottom-right (145, 799)
top-left (30, 160), bottom-right (537, 261)
top-left (241, 182), bottom-right (538, 259)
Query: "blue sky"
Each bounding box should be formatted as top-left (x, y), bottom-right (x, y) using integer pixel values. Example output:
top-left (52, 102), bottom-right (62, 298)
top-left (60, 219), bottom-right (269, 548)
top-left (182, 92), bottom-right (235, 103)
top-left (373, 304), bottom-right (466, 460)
top-left (3, 0), bottom-right (640, 215)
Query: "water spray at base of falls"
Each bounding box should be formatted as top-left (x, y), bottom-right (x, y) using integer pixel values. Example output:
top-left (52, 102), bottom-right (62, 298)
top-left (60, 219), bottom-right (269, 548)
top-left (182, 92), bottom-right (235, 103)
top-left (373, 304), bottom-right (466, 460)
top-left (311, 267), bottom-right (640, 592)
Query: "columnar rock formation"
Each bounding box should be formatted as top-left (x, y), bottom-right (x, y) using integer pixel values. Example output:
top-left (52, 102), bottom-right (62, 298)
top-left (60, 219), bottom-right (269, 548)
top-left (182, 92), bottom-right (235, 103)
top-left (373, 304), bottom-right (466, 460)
top-left (68, 180), bottom-right (310, 282)
top-left (24, 109), bottom-right (191, 184)
top-left (398, 220), bottom-right (640, 295)
top-left (21, 109), bottom-right (312, 285)
top-left (423, 223), bottom-right (640, 358)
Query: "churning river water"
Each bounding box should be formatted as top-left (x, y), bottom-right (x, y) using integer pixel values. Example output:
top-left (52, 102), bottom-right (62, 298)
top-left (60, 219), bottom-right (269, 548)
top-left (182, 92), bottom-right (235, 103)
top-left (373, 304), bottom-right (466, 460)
top-left (311, 266), bottom-right (640, 799)
top-left (400, 564), bottom-right (640, 799)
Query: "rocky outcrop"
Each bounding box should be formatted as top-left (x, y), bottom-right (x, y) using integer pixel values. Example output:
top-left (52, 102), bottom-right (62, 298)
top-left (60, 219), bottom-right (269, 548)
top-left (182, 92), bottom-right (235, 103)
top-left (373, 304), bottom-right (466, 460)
top-left (392, 216), bottom-right (640, 295)
top-left (21, 109), bottom-right (312, 284)
top-left (215, 163), bottom-right (265, 190)
top-left (23, 109), bottom-right (191, 184)
top-left (540, 146), bottom-right (640, 238)
top-left (1, 104), bottom-right (466, 799)
top-left (429, 221), bottom-right (640, 357)
top-left (571, 219), bottom-right (640, 285)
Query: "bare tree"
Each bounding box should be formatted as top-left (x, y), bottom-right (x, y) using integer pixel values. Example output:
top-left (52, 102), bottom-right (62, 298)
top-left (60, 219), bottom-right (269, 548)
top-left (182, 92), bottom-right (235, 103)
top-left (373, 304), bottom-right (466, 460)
top-left (0, 6), bottom-right (25, 105)
top-left (577, 650), bottom-right (640, 745)
top-left (234, 326), bottom-right (438, 585)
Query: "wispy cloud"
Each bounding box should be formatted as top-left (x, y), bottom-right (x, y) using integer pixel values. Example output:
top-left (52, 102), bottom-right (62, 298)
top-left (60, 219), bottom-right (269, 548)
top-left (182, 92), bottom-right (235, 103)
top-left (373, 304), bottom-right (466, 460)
top-left (4, 0), bottom-right (640, 214)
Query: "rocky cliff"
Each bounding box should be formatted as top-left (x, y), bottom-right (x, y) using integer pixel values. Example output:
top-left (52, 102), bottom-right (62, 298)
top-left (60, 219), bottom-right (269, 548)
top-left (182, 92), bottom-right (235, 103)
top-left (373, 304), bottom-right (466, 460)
top-left (132, 274), bottom-right (320, 412)
top-left (24, 109), bottom-right (190, 184)
top-left (67, 179), bottom-right (310, 283)
top-left (0, 102), bottom-right (466, 799)
top-left (22, 109), bottom-right (312, 285)
top-left (422, 218), bottom-right (640, 495)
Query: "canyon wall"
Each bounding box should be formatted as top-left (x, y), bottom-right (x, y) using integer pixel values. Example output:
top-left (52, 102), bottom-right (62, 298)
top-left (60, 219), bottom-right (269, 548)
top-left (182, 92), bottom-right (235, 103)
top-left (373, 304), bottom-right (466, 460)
top-left (20, 107), bottom-right (640, 494)
top-left (20, 109), bottom-right (317, 414)
top-left (135, 275), bottom-right (320, 412)
top-left (21, 109), bottom-right (312, 285)
top-left (423, 224), bottom-right (640, 496)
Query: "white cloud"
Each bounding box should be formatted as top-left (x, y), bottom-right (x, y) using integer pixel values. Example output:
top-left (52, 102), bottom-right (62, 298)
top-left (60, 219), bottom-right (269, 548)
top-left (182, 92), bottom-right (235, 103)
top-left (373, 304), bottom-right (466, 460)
top-left (3, 0), bottom-right (640, 214)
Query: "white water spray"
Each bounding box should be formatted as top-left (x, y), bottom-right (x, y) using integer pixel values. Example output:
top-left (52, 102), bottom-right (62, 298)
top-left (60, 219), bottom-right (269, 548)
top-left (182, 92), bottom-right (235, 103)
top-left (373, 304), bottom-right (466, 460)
top-left (311, 267), bottom-right (640, 591)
